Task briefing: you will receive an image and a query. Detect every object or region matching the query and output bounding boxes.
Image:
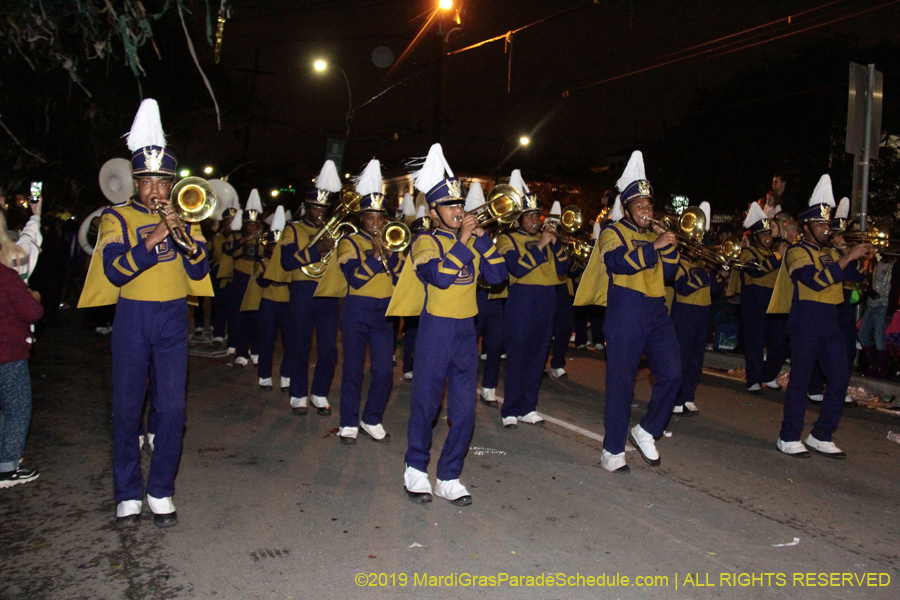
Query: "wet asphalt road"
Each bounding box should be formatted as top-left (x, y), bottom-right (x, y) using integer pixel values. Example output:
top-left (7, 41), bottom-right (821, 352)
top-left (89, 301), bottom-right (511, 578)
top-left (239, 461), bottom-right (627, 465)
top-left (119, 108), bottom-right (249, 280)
top-left (2, 313), bottom-right (899, 600)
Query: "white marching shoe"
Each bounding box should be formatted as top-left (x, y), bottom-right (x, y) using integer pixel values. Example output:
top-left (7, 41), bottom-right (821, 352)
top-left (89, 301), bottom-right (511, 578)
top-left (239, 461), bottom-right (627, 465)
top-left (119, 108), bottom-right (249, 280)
top-left (404, 465), bottom-right (433, 503)
top-left (502, 416), bottom-right (518, 429)
top-left (599, 450), bottom-right (629, 474)
top-left (517, 411), bottom-right (544, 425)
top-left (480, 387), bottom-right (502, 407)
top-left (339, 426), bottom-right (358, 445)
top-left (776, 438), bottom-right (811, 458)
top-left (290, 396), bottom-right (308, 415)
top-left (360, 422), bottom-right (390, 442)
top-left (147, 494), bottom-right (177, 528)
top-left (549, 368), bottom-right (567, 379)
top-left (311, 395), bottom-right (331, 416)
top-left (280, 376), bottom-right (290, 391)
top-left (250, 354), bottom-right (259, 365)
top-left (258, 377), bottom-right (273, 390)
top-left (805, 434), bottom-right (846, 459)
top-left (231, 356), bottom-right (249, 368)
top-left (629, 424), bottom-right (660, 466)
top-left (434, 478), bottom-right (472, 506)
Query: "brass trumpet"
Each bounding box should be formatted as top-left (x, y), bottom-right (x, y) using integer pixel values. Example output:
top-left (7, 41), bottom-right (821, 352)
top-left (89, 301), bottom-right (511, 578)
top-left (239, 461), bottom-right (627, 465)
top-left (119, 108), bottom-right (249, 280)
top-left (375, 220), bottom-right (412, 272)
top-left (464, 184), bottom-right (523, 226)
top-left (155, 176), bottom-right (217, 257)
top-left (301, 187), bottom-right (362, 278)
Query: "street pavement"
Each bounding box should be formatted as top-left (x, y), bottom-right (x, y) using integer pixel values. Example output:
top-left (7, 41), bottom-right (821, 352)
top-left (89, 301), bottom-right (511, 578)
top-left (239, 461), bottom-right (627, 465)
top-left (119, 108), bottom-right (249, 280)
top-left (2, 314), bottom-right (899, 600)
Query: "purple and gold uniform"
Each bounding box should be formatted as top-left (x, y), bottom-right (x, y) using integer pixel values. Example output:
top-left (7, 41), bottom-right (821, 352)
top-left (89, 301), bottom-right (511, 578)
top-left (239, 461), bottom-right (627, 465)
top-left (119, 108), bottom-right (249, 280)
top-left (79, 197), bottom-right (211, 506)
top-left (600, 218), bottom-right (681, 455)
top-left (275, 217), bottom-right (339, 403)
top-left (337, 229), bottom-right (403, 431)
top-left (495, 228), bottom-right (568, 418)
top-left (405, 228), bottom-right (507, 480)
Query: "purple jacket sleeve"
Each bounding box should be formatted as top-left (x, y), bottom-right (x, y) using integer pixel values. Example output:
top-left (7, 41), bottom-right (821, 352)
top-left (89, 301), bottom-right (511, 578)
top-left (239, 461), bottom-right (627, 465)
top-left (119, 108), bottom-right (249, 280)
top-left (417, 241), bottom-right (476, 290)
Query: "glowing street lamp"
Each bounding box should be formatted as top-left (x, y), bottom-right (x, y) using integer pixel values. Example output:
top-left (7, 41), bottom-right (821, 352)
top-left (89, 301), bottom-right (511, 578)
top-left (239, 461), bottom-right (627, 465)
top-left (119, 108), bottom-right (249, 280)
top-left (439, 0), bottom-right (453, 9)
top-left (204, 166), bottom-right (214, 175)
top-left (496, 134), bottom-right (533, 171)
top-left (271, 190), bottom-right (280, 198)
top-left (179, 169), bottom-right (191, 178)
top-left (313, 58), bottom-right (353, 148)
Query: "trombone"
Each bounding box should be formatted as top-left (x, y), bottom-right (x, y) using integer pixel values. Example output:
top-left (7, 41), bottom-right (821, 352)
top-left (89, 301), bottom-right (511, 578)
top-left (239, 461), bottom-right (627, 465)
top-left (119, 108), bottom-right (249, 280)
top-left (836, 220), bottom-right (890, 249)
top-left (648, 207), bottom-right (751, 270)
top-left (155, 176), bottom-right (217, 257)
top-left (544, 205), bottom-right (593, 265)
top-left (374, 221), bottom-right (412, 272)
top-left (300, 187), bottom-right (362, 278)
top-left (463, 184), bottom-right (523, 226)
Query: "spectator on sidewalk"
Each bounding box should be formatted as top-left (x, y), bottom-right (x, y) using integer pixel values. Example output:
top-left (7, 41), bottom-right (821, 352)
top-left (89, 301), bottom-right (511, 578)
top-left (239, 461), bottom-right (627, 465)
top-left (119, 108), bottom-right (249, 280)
top-left (0, 259), bottom-right (44, 488)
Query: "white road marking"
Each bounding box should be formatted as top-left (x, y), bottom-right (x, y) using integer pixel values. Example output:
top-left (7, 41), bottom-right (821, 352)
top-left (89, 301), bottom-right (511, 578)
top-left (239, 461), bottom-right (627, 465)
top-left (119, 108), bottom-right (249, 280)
top-left (536, 412), bottom-right (634, 451)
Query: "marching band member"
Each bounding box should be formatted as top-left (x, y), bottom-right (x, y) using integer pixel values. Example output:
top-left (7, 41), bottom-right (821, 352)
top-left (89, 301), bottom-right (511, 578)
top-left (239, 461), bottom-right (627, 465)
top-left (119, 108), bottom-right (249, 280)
top-left (336, 159), bottom-right (403, 444)
top-left (546, 201), bottom-right (574, 379)
top-left (572, 222), bottom-right (605, 350)
top-left (584, 151), bottom-right (681, 473)
top-left (400, 144), bottom-right (507, 506)
top-left (267, 161), bottom-right (342, 416)
top-left (400, 200), bottom-right (433, 381)
top-left (253, 206), bottom-right (291, 391)
top-left (495, 171), bottom-right (569, 428)
top-left (740, 202), bottom-right (789, 393)
top-left (78, 99), bottom-right (212, 526)
top-left (210, 207), bottom-right (237, 344)
top-left (768, 175), bottom-right (870, 459)
top-left (468, 183), bottom-right (507, 406)
top-left (228, 191), bottom-right (265, 367)
top-left (670, 202), bottom-right (719, 416)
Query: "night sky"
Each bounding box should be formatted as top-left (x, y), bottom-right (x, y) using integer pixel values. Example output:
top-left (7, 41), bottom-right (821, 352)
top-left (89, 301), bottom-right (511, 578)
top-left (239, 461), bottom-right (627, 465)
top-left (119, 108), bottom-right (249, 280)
top-left (181, 0), bottom-right (897, 185)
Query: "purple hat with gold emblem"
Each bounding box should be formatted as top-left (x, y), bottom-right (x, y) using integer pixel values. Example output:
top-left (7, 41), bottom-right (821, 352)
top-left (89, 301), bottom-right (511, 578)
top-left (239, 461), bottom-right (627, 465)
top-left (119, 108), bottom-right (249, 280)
top-left (354, 159), bottom-right (387, 214)
top-left (798, 175), bottom-right (835, 225)
top-left (411, 144), bottom-right (465, 210)
top-left (126, 99), bottom-right (177, 177)
top-left (306, 160), bottom-right (342, 206)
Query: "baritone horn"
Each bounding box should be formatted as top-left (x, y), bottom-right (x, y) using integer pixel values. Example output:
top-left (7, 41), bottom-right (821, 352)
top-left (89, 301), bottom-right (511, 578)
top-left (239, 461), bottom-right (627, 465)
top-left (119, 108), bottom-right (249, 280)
top-left (300, 187), bottom-right (362, 278)
top-left (156, 176), bottom-right (217, 257)
top-left (464, 184), bottom-right (523, 226)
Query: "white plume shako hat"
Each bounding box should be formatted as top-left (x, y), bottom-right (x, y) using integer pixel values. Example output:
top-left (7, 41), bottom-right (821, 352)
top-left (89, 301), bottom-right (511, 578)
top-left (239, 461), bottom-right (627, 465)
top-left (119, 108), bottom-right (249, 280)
top-left (464, 182), bottom-right (485, 213)
top-left (743, 202), bottom-right (771, 233)
top-left (354, 158), bottom-right (386, 213)
top-left (615, 151), bottom-right (652, 205)
top-left (127, 99), bottom-right (177, 177)
top-left (400, 192), bottom-right (416, 218)
top-left (307, 160), bottom-right (342, 206)
top-left (699, 201), bottom-right (711, 232)
top-left (410, 143), bottom-right (463, 209)
top-left (798, 174), bottom-right (835, 224)
top-left (244, 189), bottom-right (263, 223)
top-left (509, 169), bottom-right (540, 212)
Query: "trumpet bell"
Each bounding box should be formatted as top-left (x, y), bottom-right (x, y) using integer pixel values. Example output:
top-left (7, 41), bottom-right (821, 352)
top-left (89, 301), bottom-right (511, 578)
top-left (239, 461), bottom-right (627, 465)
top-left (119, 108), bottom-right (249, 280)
top-left (474, 184), bottom-right (523, 226)
top-left (717, 236), bottom-right (742, 264)
top-left (560, 205), bottom-right (583, 234)
top-left (171, 177), bottom-right (218, 222)
top-left (678, 207), bottom-right (707, 243)
top-left (382, 221), bottom-right (412, 253)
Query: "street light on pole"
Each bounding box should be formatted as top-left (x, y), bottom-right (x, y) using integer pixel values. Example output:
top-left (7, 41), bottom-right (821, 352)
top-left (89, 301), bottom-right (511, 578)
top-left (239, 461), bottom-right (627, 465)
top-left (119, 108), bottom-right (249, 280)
top-left (313, 59), bottom-right (353, 146)
top-left (496, 135), bottom-right (532, 173)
